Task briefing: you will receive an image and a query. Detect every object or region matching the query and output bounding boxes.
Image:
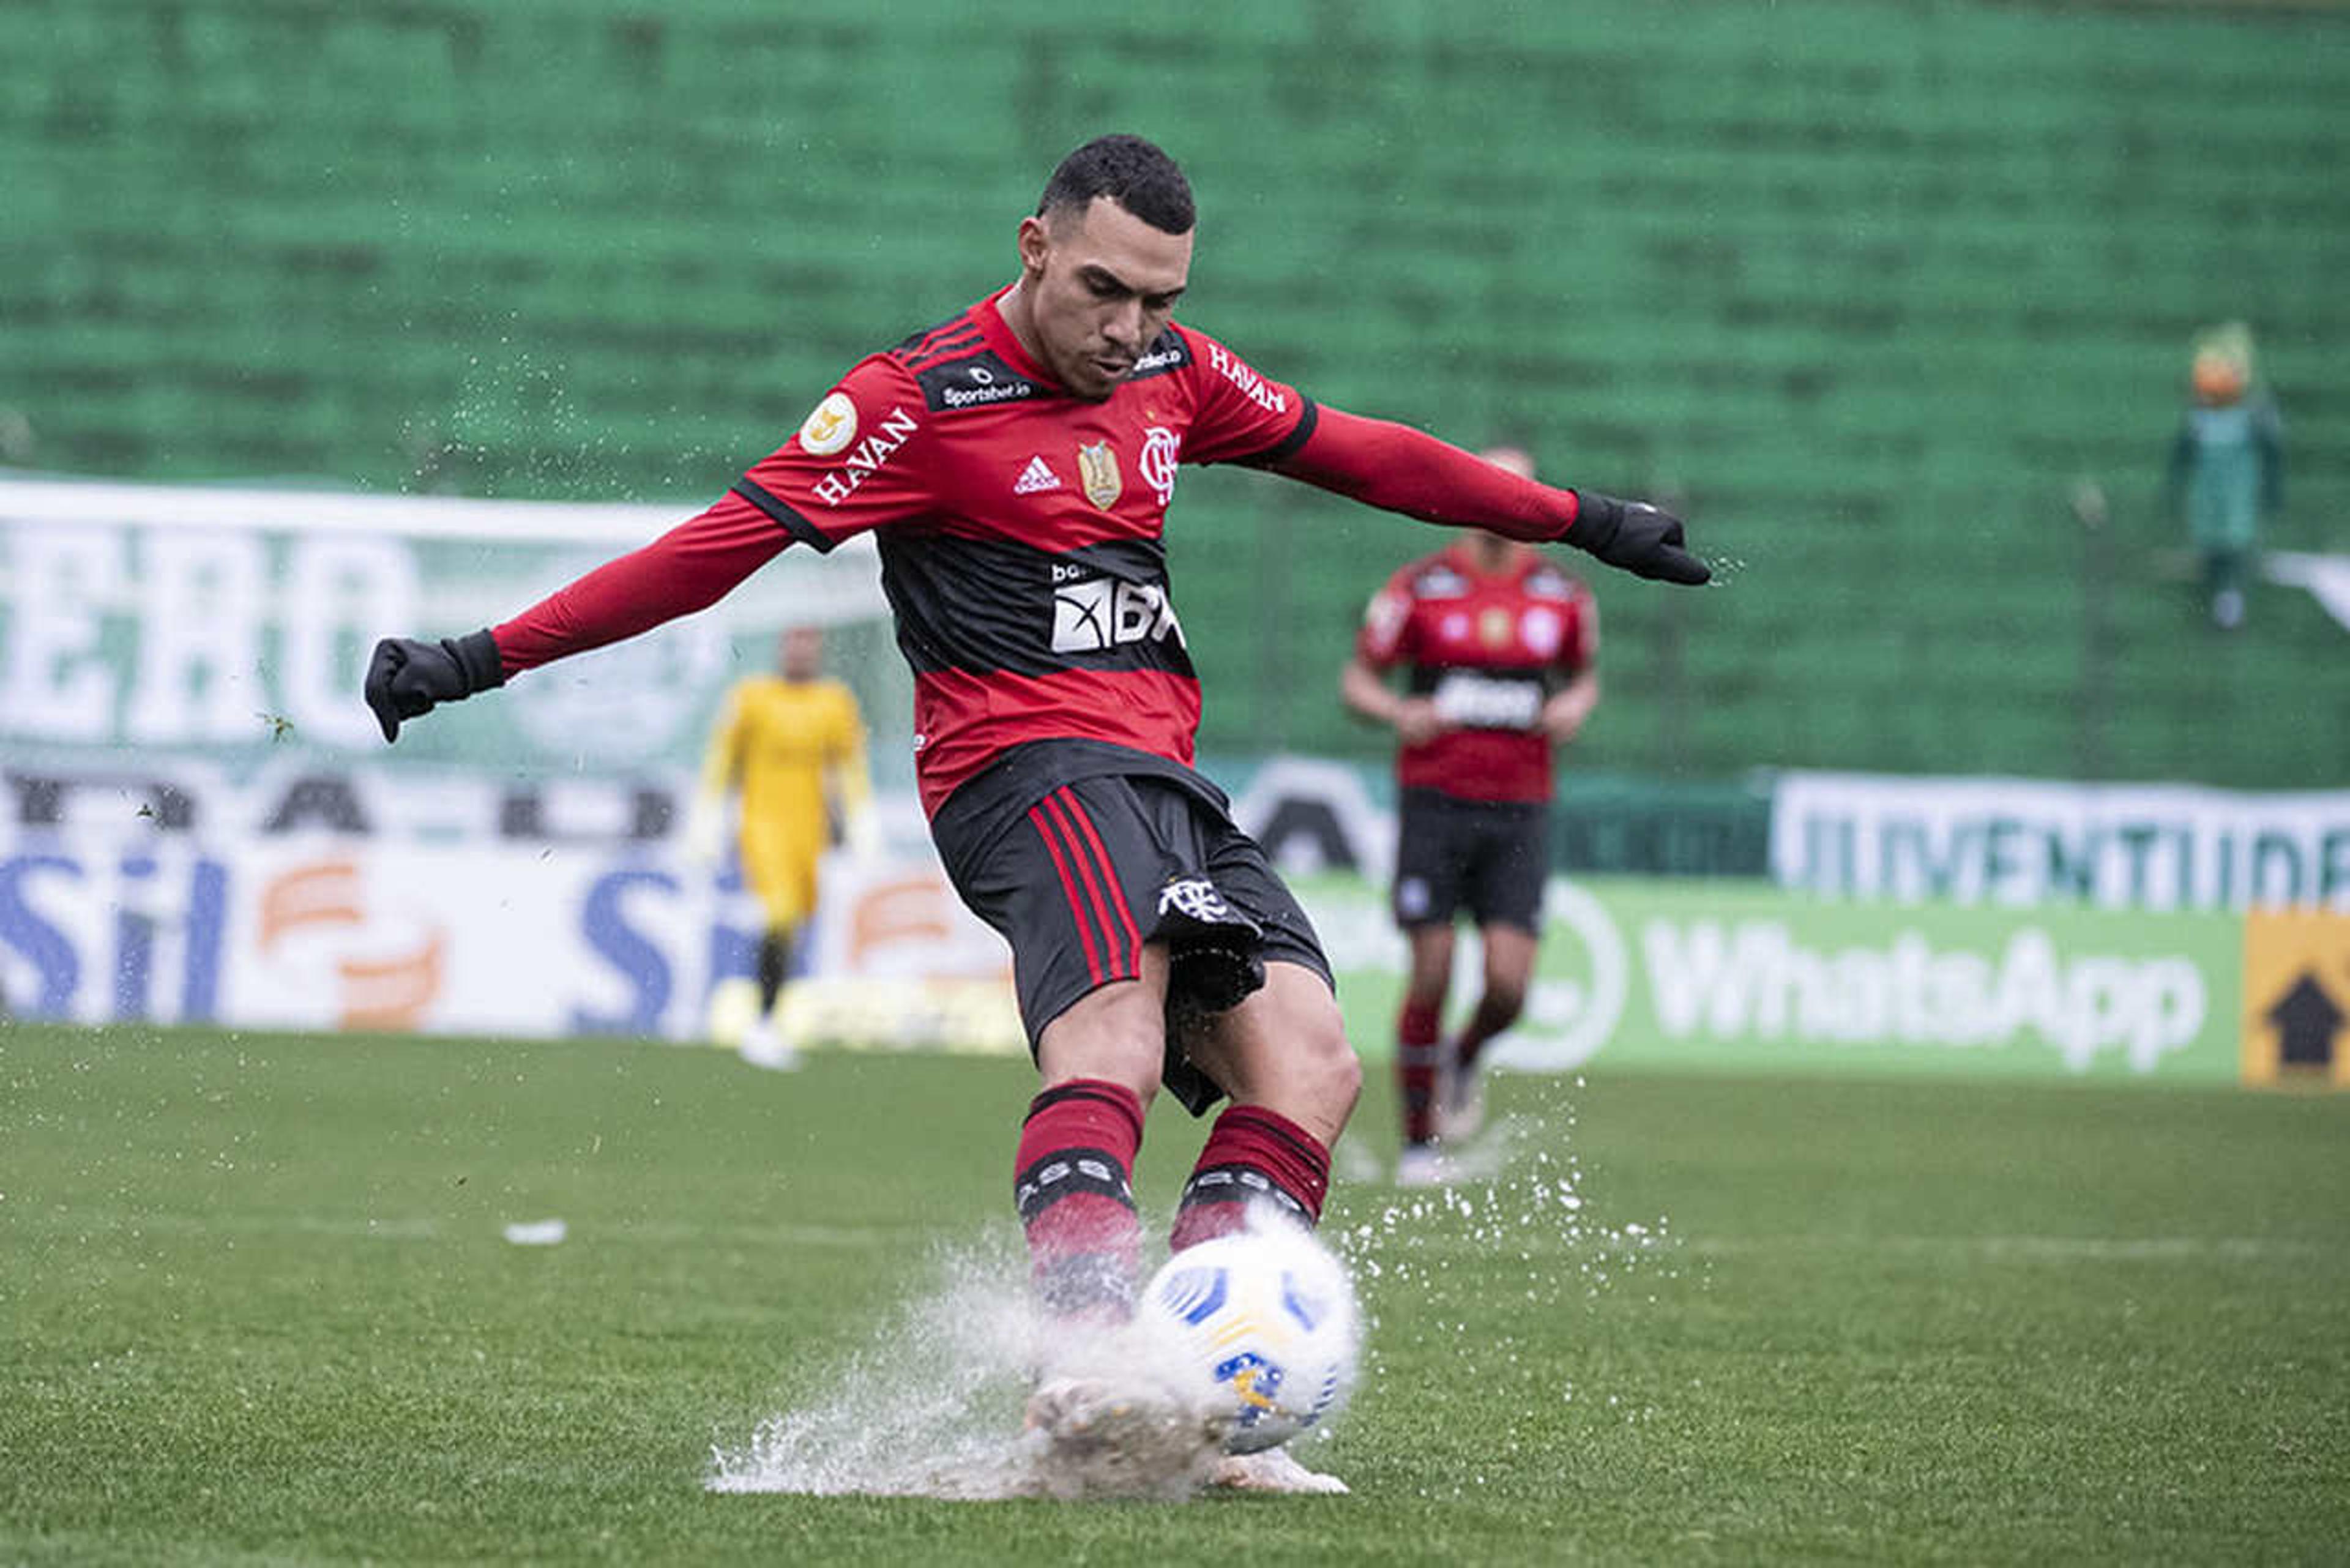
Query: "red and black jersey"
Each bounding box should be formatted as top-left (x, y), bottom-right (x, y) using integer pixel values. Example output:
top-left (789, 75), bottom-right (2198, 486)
top-left (1357, 544), bottom-right (1597, 804)
top-left (487, 296), bottom-right (1608, 812)
top-left (714, 288), bottom-right (1311, 815)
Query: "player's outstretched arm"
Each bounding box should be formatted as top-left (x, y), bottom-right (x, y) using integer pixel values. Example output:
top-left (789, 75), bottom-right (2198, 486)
top-left (1267, 406), bottom-right (1709, 586)
top-left (363, 498), bottom-right (789, 742)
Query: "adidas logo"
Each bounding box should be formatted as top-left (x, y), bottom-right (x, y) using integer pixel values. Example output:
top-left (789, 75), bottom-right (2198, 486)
top-left (1013, 456), bottom-right (1061, 495)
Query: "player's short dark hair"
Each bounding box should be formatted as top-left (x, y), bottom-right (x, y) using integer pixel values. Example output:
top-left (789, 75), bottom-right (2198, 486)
top-left (1037, 134), bottom-right (1195, 235)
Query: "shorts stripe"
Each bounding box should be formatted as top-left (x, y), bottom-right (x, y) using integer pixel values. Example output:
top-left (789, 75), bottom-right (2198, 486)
top-left (1039, 789), bottom-right (1136, 984)
top-left (1026, 801), bottom-right (1106, 985)
top-left (1051, 788), bottom-right (1144, 976)
top-left (1034, 797), bottom-right (1109, 982)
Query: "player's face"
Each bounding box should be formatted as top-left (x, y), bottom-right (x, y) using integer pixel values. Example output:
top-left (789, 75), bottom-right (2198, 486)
top-left (1014, 197), bottom-right (1192, 401)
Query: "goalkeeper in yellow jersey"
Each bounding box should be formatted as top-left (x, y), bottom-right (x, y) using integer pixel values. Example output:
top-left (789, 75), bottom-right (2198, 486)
top-left (690, 624), bottom-right (876, 1069)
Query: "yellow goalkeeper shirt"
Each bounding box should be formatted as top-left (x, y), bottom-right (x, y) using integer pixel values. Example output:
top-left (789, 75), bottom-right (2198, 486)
top-left (701, 676), bottom-right (871, 924)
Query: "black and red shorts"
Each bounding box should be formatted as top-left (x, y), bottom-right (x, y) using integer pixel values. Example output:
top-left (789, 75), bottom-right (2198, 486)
top-left (1392, 786), bottom-right (1550, 934)
top-left (928, 741), bottom-right (1332, 1113)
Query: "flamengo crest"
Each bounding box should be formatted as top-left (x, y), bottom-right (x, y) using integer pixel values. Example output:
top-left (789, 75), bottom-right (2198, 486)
top-left (1140, 426), bottom-right (1179, 506)
top-left (1158, 876), bottom-right (1234, 922)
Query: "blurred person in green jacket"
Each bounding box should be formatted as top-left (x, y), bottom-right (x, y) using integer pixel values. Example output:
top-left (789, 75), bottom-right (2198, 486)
top-left (2168, 322), bottom-right (2283, 631)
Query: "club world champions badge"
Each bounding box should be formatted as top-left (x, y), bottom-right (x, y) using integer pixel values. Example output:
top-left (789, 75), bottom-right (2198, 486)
top-left (1077, 441), bottom-right (1122, 510)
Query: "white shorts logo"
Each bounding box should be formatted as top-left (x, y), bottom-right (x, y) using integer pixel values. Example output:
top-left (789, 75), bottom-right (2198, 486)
top-left (1158, 876), bottom-right (1234, 923)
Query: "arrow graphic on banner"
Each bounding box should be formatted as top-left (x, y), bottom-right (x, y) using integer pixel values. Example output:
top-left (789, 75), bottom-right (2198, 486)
top-left (2267, 973), bottom-right (2344, 1069)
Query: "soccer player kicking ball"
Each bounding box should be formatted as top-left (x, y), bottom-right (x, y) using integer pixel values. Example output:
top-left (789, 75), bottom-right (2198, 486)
top-left (364, 134), bottom-right (1706, 1492)
top-left (686, 623), bottom-right (877, 1070)
top-left (1341, 449), bottom-right (1600, 1187)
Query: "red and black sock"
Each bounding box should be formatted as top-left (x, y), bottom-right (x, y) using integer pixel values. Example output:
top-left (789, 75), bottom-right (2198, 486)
top-left (1013, 1078), bottom-right (1145, 1318)
top-left (1396, 996), bottom-right (1442, 1146)
top-left (1169, 1103), bottom-right (1332, 1252)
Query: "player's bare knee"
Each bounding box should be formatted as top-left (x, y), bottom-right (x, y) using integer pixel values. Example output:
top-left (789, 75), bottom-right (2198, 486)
top-left (1037, 980), bottom-right (1168, 1106)
top-left (1042, 1045), bottom-right (1162, 1113)
top-left (1319, 1039), bottom-right (1364, 1123)
top-left (1291, 1004), bottom-right (1362, 1122)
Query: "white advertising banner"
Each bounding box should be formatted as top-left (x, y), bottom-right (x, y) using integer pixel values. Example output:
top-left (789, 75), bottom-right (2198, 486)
top-left (0, 477), bottom-right (1014, 1047)
top-left (1774, 771), bottom-right (2350, 913)
top-left (0, 818), bottom-right (1013, 1047)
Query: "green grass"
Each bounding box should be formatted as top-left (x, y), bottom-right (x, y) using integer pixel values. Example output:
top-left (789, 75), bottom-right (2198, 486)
top-left (4, 1025), bottom-right (2345, 1565)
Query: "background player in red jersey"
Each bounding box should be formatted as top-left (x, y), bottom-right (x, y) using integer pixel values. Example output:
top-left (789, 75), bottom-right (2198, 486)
top-left (363, 135), bottom-right (1703, 1490)
top-left (1341, 447), bottom-right (1600, 1187)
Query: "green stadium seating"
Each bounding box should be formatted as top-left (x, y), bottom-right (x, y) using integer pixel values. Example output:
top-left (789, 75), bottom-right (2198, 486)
top-left (4, 0), bottom-right (2344, 786)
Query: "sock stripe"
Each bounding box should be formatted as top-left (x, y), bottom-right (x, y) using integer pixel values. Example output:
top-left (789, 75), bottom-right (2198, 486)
top-left (1016, 1076), bottom-right (1145, 1320)
top-left (1177, 1162), bottom-right (1308, 1217)
top-left (1220, 1106), bottom-right (1329, 1173)
top-left (1024, 1080), bottom-right (1144, 1138)
top-left (1014, 1145), bottom-right (1136, 1221)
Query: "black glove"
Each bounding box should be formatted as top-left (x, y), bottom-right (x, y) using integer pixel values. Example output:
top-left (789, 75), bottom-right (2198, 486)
top-left (1567, 492), bottom-right (1710, 585)
top-left (364, 629), bottom-right (506, 742)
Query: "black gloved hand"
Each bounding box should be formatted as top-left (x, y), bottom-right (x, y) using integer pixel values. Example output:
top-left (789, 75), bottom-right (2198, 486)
top-left (364, 629), bottom-right (506, 742)
top-left (1568, 492), bottom-right (1710, 585)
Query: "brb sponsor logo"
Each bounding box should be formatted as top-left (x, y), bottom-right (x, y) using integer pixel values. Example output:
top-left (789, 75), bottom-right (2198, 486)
top-left (1049, 561), bottom-right (1184, 654)
top-left (1430, 670), bottom-right (1543, 731)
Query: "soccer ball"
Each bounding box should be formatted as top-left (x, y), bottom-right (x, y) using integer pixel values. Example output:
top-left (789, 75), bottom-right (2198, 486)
top-left (1136, 1216), bottom-right (1361, 1455)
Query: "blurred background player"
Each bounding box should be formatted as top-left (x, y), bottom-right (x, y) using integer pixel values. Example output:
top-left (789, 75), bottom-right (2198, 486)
top-left (2166, 322), bottom-right (2283, 632)
top-left (688, 623), bottom-right (876, 1070)
top-left (1341, 447), bottom-right (1600, 1186)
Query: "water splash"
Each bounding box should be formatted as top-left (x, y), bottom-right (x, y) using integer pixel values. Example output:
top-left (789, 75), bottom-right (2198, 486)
top-left (1329, 1077), bottom-right (1688, 1439)
top-left (706, 1232), bottom-right (1223, 1501)
top-left (707, 1232), bottom-right (1051, 1499)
